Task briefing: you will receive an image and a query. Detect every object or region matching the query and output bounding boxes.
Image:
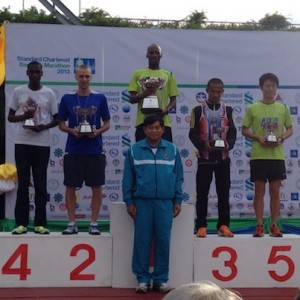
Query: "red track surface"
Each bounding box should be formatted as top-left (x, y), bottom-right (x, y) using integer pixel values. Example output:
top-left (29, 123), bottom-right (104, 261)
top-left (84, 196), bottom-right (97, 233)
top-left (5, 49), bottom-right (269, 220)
top-left (0, 287), bottom-right (297, 300)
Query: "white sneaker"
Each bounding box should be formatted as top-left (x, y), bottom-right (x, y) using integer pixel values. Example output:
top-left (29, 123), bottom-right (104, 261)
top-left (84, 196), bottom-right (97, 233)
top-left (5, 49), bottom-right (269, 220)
top-left (152, 283), bottom-right (171, 293)
top-left (136, 282), bottom-right (149, 293)
top-left (62, 224), bottom-right (78, 235)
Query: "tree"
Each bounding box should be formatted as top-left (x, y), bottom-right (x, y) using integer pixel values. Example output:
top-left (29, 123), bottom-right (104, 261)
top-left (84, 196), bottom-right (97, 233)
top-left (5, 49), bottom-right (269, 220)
top-left (0, 7), bottom-right (13, 23)
top-left (0, 6), bottom-right (58, 24)
top-left (0, 6), bottom-right (298, 31)
top-left (259, 12), bottom-right (291, 30)
top-left (182, 10), bottom-right (207, 29)
top-left (79, 7), bottom-right (135, 27)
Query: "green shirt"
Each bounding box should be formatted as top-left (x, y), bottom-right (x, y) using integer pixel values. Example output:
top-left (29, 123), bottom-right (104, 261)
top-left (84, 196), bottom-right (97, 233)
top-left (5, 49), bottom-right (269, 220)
top-left (128, 68), bottom-right (178, 127)
top-left (242, 101), bottom-right (293, 160)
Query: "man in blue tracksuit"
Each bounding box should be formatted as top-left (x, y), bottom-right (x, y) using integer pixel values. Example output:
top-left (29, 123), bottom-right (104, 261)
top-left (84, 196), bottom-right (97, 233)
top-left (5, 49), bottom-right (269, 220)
top-left (122, 115), bottom-right (184, 294)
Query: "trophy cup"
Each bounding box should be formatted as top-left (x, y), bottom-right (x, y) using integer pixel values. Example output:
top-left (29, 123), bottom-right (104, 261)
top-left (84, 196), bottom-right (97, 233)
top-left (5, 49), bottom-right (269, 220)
top-left (78, 108), bottom-right (93, 133)
top-left (211, 126), bottom-right (226, 149)
top-left (140, 77), bottom-right (165, 114)
top-left (23, 97), bottom-right (37, 128)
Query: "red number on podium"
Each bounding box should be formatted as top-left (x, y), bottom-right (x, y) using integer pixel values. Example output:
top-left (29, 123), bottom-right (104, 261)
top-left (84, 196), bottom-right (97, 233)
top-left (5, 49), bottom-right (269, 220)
top-left (212, 246), bottom-right (238, 281)
top-left (2, 244), bottom-right (31, 280)
top-left (70, 243), bottom-right (96, 280)
top-left (268, 245), bottom-right (294, 282)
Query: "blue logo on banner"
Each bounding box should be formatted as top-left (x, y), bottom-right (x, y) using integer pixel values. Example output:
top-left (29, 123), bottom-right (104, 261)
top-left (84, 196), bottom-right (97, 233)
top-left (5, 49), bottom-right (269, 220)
top-left (74, 58), bottom-right (96, 74)
top-left (291, 150), bottom-right (298, 158)
top-left (290, 107), bottom-right (298, 115)
top-left (291, 193), bottom-right (299, 201)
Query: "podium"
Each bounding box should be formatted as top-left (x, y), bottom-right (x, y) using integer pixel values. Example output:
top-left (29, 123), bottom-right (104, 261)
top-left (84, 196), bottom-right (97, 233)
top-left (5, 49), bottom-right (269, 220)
top-left (0, 202), bottom-right (299, 288)
top-left (110, 202), bottom-right (195, 288)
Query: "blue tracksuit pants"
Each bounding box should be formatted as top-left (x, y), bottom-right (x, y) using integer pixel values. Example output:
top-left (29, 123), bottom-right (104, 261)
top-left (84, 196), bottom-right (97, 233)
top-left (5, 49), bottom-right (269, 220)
top-left (132, 198), bottom-right (173, 284)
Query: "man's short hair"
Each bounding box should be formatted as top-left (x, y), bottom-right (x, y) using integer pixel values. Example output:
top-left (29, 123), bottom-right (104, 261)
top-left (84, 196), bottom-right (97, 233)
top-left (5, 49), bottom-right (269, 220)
top-left (259, 73), bottom-right (279, 87)
top-left (76, 64), bottom-right (91, 72)
top-left (206, 78), bottom-right (224, 89)
top-left (143, 115), bottom-right (164, 127)
top-left (27, 61), bottom-right (42, 70)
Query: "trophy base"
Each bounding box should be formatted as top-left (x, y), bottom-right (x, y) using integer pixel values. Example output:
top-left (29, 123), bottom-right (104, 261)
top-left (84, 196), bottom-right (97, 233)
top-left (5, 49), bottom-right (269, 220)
top-left (141, 108), bottom-right (162, 114)
top-left (213, 140), bottom-right (226, 148)
top-left (142, 96), bottom-right (160, 114)
top-left (23, 119), bottom-right (35, 128)
top-left (266, 136), bottom-right (277, 143)
top-left (79, 124), bottom-right (93, 133)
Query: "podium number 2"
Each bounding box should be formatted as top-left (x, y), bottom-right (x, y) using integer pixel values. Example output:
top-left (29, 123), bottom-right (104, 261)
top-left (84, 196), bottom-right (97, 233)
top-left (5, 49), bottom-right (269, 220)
top-left (70, 244), bottom-right (96, 280)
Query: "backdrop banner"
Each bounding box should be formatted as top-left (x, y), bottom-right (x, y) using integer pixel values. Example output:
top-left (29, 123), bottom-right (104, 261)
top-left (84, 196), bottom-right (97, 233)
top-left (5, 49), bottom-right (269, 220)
top-left (4, 23), bottom-right (300, 221)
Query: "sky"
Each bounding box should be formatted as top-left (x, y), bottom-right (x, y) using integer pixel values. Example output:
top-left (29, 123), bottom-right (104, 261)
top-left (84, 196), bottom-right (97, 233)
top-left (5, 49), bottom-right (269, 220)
top-left (1, 0), bottom-right (300, 24)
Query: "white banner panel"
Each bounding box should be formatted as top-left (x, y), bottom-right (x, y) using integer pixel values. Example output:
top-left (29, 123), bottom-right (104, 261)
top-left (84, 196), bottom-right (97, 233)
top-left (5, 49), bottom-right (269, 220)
top-left (4, 24), bottom-right (300, 221)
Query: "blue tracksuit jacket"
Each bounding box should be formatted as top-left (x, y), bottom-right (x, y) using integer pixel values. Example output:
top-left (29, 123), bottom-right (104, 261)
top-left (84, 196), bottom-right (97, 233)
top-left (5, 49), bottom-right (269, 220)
top-left (122, 138), bottom-right (184, 205)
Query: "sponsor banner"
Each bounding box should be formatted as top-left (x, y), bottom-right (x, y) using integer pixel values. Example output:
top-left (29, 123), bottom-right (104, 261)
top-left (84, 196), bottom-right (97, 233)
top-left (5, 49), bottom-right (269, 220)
top-left (5, 24), bottom-right (300, 220)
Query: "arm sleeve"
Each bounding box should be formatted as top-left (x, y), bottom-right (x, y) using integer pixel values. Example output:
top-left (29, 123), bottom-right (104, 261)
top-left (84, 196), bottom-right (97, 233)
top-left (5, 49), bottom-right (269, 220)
top-left (49, 90), bottom-right (58, 117)
top-left (122, 148), bottom-right (136, 206)
top-left (57, 96), bottom-right (68, 121)
top-left (100, 95), bottom-right (111, 121)
top-left (173, 147), bottom-right (184, 205)
top-left (284, 105), bottom-right (293, 127)
top-left (226, 106), bottom-right (237, 150)
top-left (169, 72), bottom-right (179, 97)
top-left (128, 71), bottom-right (139, 93)
top-left (189, 106), bottom-right (205, 150)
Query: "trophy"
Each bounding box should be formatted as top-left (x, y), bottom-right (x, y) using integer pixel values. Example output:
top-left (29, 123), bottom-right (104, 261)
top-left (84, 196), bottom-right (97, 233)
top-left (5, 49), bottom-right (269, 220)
top-left (211, 126), bottom-right (226, 149)
top-left (139, 76), bottom-right (165, 114)
top-left (78, 108), bottom-right (93, 133)
top-left (265, 123), bottom-right (278, 143)
top-left (23, 97), bottom-right (37, 128)
top-left (266, 131), bottom-right (278, 143)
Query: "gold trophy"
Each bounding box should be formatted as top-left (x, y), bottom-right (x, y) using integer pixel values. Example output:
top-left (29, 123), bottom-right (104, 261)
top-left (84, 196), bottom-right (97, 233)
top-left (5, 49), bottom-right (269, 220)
top-left (139, 76), bottom-right (165, 114)
top-left (23, 97), bottom-right (37, 128)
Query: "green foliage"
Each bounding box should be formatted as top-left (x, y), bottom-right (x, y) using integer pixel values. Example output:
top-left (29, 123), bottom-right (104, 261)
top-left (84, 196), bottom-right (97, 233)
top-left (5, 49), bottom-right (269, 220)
top-left (0, 6), bottom-right (299, 31)
top-left (182, 10), bottom-right (207, 29)
top-left (0, 6), bottom-right (59, 24)
top-left (259, 12), bottom-right (291, 30)
top-left (80, 7), bottom-right (136, 27)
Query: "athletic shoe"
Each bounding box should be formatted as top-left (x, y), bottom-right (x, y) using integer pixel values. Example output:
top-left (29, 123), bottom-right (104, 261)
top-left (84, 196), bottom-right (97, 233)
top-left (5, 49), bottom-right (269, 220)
top-left (253, 225), bottom-right (264, 237)
top-left (269, 224), bottom-right (283, 237)
top-left (136, 283), bottom-right (150, 293)
top-left (152, 283), bottom-right (171, 293)
top-left (62, 224), bottom-right (78, 235)
top-left (12, 225), bottom-right (27, 235)
top-left (89, 224), bottom-right (101, 235)
top-left (34, 226), bottom-right (50, 234)
top-left (218, 225), bottom-right (234, 237)
top-left (196, 227), bottom-right (207, 238)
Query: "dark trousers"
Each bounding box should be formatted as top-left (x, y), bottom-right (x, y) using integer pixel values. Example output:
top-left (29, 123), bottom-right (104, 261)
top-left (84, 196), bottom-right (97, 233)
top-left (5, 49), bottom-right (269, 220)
top-left (196, 159), bottom-right (231, 230)
top-left (135, 124), bottom-right (173, 142)
top-left (15, 144), bottom-right (50, 227)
